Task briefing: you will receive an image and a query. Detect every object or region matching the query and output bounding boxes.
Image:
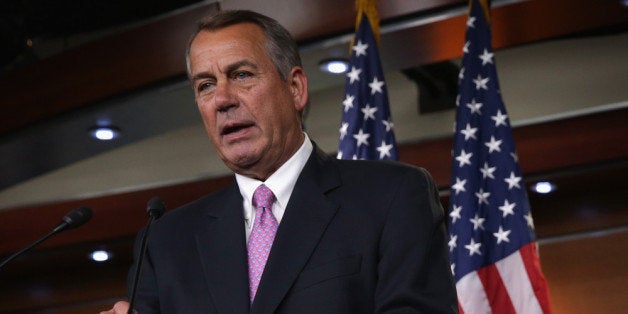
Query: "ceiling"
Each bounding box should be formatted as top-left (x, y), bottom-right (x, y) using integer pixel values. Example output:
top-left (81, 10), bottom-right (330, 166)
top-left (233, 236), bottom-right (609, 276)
top-left (0, 0), bottom-right (206, 71)
top-left (0, 0), bottom-right (211, 193)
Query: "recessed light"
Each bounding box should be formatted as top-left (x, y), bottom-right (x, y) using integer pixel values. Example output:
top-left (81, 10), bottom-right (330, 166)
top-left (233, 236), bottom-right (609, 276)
top-left (319, 58), bottom-right (350, 74)
top-left (532, 181), bottom-right (556, 194)
top-left (89, 249), bottom-right (112, 262)
top-left (89, 126), bottom-right (120, 141)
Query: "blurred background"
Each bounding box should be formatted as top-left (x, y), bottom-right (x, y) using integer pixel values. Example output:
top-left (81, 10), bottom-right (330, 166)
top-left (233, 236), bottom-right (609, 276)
top-left (0, 0), bottom-right (627, 313)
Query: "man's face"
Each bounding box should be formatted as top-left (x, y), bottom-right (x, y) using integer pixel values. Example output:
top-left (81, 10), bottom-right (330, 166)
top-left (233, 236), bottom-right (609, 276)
top-left (188, 23), bottom-right (308, 180)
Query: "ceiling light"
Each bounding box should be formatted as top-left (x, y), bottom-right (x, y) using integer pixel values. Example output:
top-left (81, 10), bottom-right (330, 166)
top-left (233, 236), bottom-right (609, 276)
top-left (89, 249), bottom-right (112, 262)
top-left (319, 58), bottom-right (350, 74)
top-left (89, 126), bottom-right (120, 141)
top-left (532, 181), bottom-right (556, 194)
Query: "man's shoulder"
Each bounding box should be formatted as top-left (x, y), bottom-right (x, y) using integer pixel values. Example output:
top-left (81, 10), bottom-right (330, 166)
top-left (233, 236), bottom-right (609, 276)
top-left (307, 148), bottom-right (436, 190)
top-left (155, 182), bottom-right (239, 225)
top-left (326, 159), bottom-right (435, 193)
top-left (335, 158), bottom-right (429, 178)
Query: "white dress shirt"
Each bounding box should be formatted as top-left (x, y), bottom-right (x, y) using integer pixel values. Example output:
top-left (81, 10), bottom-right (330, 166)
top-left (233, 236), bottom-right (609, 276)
top-left (235, 133), bottom-right (313, 242)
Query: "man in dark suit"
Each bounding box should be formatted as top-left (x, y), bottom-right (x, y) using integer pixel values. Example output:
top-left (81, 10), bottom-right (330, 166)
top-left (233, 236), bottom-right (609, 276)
top-left (103, 10), bottom-right (457, 313)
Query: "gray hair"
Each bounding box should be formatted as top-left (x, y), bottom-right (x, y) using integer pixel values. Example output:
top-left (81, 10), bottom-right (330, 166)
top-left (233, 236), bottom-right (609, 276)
top-left (185, 10), bottom-right (302, 81)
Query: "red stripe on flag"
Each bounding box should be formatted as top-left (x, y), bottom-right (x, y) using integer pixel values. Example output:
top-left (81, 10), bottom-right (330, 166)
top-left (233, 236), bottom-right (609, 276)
top-left (477, 264), bottom-right (516, 314)
top-left (520, 242), bottom-right (553, 313)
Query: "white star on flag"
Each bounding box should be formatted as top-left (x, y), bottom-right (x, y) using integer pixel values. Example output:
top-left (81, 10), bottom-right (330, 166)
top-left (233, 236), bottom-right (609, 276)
top-left (504, 171), bottom-right (522, 189)
top-left (525, 212), bottom-right (535, 229)
top-left (480, 162), bottom-right (497, 179)
top-left (382, 119), bottom-right (393, 132)
top-left (485, 135), bottom-right (503, 153)
top-left (470, 214), bottom-right (486, 230)
top-left (491, 109), bottom-right (508, 127)
top-left (510, 152), bottom-right (519, 162)
top-left (479, 48), bottom-right (494, 65)
top-left (475, 189), bottom-right (490, 205)
top-left (466, 99), bottom-right (483, 115)
top-left (493, 226), bottom-right (511, 244)
top-left (498, 199), bottom-right (516, 217)
top-left (346, 66), bottom-right (362, 84)
top-left (452, 177), bottom-right (467, 195)
top-left (455, 149), bottom-right (474, 167)
top-left (465, 238), bottom-right (482, 256)
top-left (339, 122), bottom-right (349, 140)
top-left (361, 104), bottom-right (377, 121)
top-left (448, 235), bottom-right (458, 252)
top-left (353, 129), bottom-right (370, 147)
top-left (473, 74), bottom-right (489, 90)
top-left (376, 141), bottom-right (394, 159)
top-left (461, 123), bottom-right (478, 140)
top-left (368, 77), bottom-right (385, 95)
top-left (342, 94), bottom-right (355, 112)
top-left (450, 205), bottom-right (462, 224)
top-left (352, 40), bottom-right (368, 57)
top-left (466, 16), bottom-right (476, 28)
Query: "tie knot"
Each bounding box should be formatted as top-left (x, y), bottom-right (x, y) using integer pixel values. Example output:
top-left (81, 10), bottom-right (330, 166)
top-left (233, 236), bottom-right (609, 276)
top-left (253, 184), bottom-right (275, 210)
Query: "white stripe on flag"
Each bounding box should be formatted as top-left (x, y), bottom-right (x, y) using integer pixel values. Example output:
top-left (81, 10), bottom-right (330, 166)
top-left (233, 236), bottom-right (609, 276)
top-left (495, 251), bottom-right (543, 314)
top-left (457, 270), bottom-right (492, 314)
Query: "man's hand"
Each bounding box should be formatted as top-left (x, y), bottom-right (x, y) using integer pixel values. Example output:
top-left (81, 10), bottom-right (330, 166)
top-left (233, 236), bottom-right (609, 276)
top-left (99, 301), bottom-right (135, 314)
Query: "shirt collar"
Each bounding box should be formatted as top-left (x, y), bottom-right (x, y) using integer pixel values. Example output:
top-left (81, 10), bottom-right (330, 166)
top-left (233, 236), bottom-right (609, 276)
top-left (236, 133), bottom-right (313, 210)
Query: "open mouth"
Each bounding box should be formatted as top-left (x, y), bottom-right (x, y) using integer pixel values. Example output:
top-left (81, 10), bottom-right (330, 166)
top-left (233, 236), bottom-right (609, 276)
top-left (221, 122), bottom-right (254, 136)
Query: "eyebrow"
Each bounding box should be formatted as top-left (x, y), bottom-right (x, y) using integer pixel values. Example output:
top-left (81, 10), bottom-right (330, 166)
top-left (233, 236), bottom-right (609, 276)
top-left (191, 60), bottom-right (259, 83)
top-left (226, 60), bottom-right (258, 74)
top-left (191, 71), bottom-right (214, 84)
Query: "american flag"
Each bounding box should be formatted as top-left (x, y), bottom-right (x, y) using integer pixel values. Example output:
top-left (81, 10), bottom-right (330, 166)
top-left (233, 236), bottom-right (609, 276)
top-left (448, 0), bottom-right (552, 313)
top-left (337, 11), bottom-right (398, 161)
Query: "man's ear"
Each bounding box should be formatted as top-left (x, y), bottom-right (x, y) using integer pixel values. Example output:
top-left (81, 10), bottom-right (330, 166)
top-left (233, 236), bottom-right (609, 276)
top-left (289, 66), bottom-right (309, 111)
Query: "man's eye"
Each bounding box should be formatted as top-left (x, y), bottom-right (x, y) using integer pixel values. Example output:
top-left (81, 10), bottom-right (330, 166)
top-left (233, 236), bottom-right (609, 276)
top-left (234, 72), bottom-right (251, 80)
top-left (197, 82), bottom-right (213, 92)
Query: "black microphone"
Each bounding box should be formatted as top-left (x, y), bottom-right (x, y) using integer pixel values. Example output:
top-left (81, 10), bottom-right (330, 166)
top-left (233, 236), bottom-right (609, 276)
top-left (128, 197), bottom-right (166, 314)
top-left (53, 206), bottom-right (93, 233)
top-left (146, 196), bottom-right (166, 220)
top-left (0, 206), bottom-right (93, 270)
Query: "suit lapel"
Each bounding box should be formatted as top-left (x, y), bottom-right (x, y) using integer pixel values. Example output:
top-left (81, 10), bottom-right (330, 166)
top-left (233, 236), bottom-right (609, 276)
top-left (195, 184), bottom-right (251, 314)
top-left (251, 148), bottom-right (341, 313)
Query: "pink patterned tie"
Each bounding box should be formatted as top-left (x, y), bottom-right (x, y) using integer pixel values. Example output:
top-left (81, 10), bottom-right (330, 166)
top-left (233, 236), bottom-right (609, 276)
top-left (247, 184), bottom-right (278, 302)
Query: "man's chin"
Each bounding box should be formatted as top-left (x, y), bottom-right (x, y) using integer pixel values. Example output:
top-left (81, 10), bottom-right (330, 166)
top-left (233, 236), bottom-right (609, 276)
top-left (222, 150), bottom-right (259, 170)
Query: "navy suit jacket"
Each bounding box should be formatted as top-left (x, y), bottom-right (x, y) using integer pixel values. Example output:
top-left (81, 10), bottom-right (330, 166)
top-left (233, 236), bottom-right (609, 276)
top-left (129, 147), bottom-right (458, 313)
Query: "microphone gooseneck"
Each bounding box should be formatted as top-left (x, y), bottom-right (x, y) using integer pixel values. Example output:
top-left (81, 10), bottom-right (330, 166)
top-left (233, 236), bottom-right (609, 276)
top-left (128, 197), bottom-right (166, 314)
top-left (0, 206), bottom-right (93, 270)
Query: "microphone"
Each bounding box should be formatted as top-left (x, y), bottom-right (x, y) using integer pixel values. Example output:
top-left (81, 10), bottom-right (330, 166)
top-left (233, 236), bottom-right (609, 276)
top-left (146, 196), bottom-right (166, 220)
top-left (53, 206), bottom-right (93, 233)
top-left (128, 197), bottom-right (166, 314)
top-left (0, 206), bottom-right (93, 270)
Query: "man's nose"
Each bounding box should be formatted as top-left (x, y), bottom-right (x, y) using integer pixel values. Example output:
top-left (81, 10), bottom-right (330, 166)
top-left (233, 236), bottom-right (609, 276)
top-left (214, 81), bottom-right (238, 112)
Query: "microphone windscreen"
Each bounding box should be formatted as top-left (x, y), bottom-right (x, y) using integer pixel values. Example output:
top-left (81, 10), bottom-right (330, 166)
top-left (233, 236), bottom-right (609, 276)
top-left (146, 196), bottom-right (166, 219)
top-left (61, 206), bottom-right (93, 230)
